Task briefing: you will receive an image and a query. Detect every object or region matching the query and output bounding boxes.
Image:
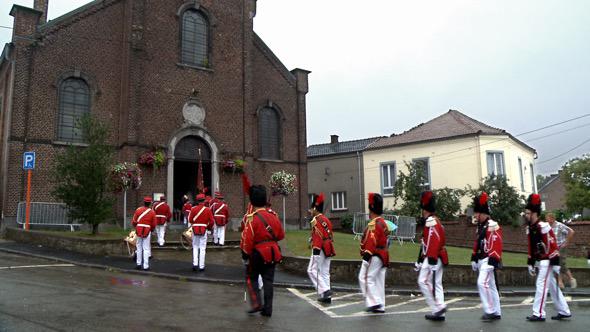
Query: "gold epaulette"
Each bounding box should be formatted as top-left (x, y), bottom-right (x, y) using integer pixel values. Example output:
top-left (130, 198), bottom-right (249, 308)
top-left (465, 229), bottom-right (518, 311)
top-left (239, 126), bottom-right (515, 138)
top-left (366, 218), bottom-right (378, 232)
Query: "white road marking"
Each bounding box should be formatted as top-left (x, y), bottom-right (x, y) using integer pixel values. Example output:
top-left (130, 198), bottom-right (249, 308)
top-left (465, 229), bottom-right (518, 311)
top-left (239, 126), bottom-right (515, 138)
top-left (0, 264), bottom-right (75, 270)
top-left (521, 297), bottom-right (534, 305)
top-left (331, 293), bottom-right (363, 301)
top-left (383, 297), bottom-right (425, 310)
top-left (287, 288), bottom-right (337, 318)
top-left (330, 294), bottom-right (399, 310)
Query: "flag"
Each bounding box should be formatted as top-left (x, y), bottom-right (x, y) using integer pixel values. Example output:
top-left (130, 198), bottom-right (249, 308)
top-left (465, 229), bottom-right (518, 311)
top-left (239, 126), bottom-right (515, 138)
top-left (197, 149), bottom-right (204, 194)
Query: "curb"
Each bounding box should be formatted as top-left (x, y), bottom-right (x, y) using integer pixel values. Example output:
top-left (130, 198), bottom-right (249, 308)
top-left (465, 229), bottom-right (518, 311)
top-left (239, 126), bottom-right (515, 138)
top-left (2, 246), bottom-right (590, 297)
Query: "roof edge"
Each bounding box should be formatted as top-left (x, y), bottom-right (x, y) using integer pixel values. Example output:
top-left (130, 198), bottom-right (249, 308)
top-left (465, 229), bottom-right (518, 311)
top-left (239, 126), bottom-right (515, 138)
top-left (366, 133), bottom-right (480, 151)
top-left (10, 4), bottom-right (43, 17)
top-left (252, 32), bottom-right (296, 86)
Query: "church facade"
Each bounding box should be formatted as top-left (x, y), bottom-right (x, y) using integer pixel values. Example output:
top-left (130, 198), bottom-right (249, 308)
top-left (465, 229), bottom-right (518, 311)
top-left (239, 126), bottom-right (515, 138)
top-left (0, 0), bottom-right (309, 227)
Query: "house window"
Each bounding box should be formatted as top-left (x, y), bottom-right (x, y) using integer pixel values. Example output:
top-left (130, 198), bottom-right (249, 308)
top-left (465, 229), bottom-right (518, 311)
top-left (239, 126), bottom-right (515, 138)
top-left (381, 163), bottom-right (396, 196)
top-left (518, 158), bottom-right (525, 191)
top-left (331, 192), bottom-right (347, 211)
top-left (413, 158), bottom-right (431, 191)
top-left (530, 163), bottom-right (535, 192)
top-left (58, 78), bottom-right (90, 143)
top-left (181, 9), bottom-right (208, 67)
top-left (258, 107), bottom-right (281, 160)
top-left (309, 194), bottom-right (315, 207)
top-left (487, 152), bottom-right (505, 176)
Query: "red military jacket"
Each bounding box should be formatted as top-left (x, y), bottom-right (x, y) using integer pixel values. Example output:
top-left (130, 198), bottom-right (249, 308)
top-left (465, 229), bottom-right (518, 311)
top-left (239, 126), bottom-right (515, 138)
top-left (182, 202), bottom-right (192, 216)
top-left (132, 206), bottom-right (156, 238)
top-left (419, 216), bottom-right (447, 265)
top-left (241, 208), bottom-right (285, 264)
top-left (153, 201), bottom-right (172, 226)
top-left (360, 217), bottom-right (389, 266)
top-left (527, 221), bottom-right (559, 265)
top-left (472, 219), bottom-right (503, 263)
top-left (310, 214), bottom-right (336, 257)
top-left (210, 199), bottom-right (230, 226)
top-left (188, 203), bottom-right (215, 236)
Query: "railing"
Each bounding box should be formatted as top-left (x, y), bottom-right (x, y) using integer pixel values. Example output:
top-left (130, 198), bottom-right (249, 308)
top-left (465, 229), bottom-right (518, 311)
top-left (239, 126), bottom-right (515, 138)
top-left (16, 202), bottom-right (81, 232)
top-left (352, 212), bottom-right (416, 244)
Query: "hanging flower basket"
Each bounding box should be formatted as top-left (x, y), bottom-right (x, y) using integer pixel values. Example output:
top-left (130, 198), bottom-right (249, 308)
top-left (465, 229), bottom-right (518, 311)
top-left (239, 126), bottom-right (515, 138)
top-left (138, 149), bottom-right (167, 170)
top-left (222, 159), bottom-right (245, 174)
top-left (269, 170), bottom-right (297, 196)
top-left (109, 162), bottom-right (142, 193)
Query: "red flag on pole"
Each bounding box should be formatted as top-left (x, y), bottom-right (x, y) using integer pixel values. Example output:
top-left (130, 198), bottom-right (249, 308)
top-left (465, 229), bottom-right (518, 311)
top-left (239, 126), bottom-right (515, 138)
top-left (197, 148), bottom-right (204, 194)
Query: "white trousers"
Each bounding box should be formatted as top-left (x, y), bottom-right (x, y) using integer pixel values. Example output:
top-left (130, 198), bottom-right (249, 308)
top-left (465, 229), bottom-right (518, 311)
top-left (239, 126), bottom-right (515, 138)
top-left (155, 224), bottom-right (166, 246)
top-left (135, 233), bottom-right (151, 269)
top-left (418, 259), bottom-right (446, 315)
top-left (477, 258), bottom-right (501, 315)
top-left (192, 233), bottom-right (207, 269)
top-left (532, 260), bottom-right (571, 318)
top-left (358, 256), bottom-right (386, 309)
top-left (213, 224), bottom-right (226, 245)
top-left (307, 251), bottom-right (332, 296)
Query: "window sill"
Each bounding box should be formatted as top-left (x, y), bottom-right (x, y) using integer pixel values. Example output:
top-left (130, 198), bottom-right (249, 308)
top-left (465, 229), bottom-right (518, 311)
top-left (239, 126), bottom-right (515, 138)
top-left (257, 158), bottom-right (284, 163)
top-left (176, 63), bottom-right (214, 73)
top-left (382, 194), bottom-right (394, 197)
top-left (332, 208), bottom-right (348, 212)
top-left (53, 140), bottom-right (89, 147)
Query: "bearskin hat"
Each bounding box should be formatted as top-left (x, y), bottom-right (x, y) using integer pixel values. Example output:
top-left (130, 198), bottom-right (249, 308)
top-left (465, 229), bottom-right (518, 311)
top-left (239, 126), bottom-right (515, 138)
top-left (473, 192), bottom-right (490, 215)
top-left (368, 193), bottom-right (383, 215)
top-left (420, 191), bottom-right (436, 213)
top-left (249, 185), bottom-right (267, 208)
top-left (526, 193), bottom-right (542, 215)
top-left (310, 193), bottom-right (325, 213)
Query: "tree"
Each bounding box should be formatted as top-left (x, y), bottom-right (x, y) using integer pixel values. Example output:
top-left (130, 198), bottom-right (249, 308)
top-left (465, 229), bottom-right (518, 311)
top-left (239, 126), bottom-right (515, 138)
top-left (392, 161), bottom-right (464, 220)
top-left (466, 175), bottom-right (524, 226)
top-left (561, 155), bottom-right (590, 213)
top-left (52, 115), bottom-right (114, 235)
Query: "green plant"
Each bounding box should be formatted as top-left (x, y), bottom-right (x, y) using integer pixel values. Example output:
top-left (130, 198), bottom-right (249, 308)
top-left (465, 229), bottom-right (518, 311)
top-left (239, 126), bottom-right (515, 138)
top-left (52, 115), bottom-right (114, 235)
top-left (466, 175), bottom-right (524, 226)
top-left (340, 213), bottom-right (353, 232)
top-left (392, 161), bottom-right (429, 218)
top-left (432, 187), bottom-right (465, 221)
top-left (561, 155), bottom-right (590, 214)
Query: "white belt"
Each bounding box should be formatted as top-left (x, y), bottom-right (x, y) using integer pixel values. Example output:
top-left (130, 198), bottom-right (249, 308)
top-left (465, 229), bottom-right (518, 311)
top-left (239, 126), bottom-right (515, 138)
top-left (156, 215), bottom-right (166, 218)
top-left (192, 223), bottom-right (208, 227)
top-left (214, 215), bottom-right (226, 218)
top-left (137, 224), bottom-right (151, 228)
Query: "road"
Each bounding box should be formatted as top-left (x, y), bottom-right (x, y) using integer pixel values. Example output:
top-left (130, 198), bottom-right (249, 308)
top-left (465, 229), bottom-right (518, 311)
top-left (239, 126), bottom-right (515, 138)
top-left (1, 251), bottom-right (589, 331)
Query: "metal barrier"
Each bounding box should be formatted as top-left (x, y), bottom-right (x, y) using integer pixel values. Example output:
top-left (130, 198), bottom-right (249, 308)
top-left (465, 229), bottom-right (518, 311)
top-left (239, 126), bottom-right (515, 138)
top-left (352, 213), bottom-right (397, 240)
top-left (352, 212), bottom-right (416, 244)
top-left (16, 202), bottom-right (81, 231)
top-left (391, 216), bottom-right (417, 245)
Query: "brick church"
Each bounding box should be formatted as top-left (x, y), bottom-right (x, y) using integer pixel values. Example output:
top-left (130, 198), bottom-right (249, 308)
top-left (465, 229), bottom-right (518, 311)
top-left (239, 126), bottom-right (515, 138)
top-left (0, 0), bottom-right (309, 227)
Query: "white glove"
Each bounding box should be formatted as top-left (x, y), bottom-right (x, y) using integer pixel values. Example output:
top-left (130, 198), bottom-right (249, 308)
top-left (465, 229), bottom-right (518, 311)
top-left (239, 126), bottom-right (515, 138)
top-left (552, 265), bottom-right (561, 274)
top-left (528, 265), bottom-right (536, 277)
top-left (587, 259), bottom-right (590, 266)
top-left (414, 262), bottom-right (422, 272)
top-left (242, 259), bottom-right (249, 266)
top-left (471, 261), bottom-right (478, 272)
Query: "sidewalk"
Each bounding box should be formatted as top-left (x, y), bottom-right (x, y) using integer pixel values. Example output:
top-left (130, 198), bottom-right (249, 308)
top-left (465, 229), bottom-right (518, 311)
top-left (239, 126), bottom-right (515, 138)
top-left (1, 239), bottom-right (589, 297)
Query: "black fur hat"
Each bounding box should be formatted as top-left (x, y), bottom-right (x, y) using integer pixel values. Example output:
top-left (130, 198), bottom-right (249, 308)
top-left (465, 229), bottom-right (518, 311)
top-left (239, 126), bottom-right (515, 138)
top-left (310, 193), bottom-right (325, 213)
top-left (249, 185), bottom-right (267, 208)
top-left (473, 192), bottom-right (491, 215)
top-left (526, 193), bottom-right (542, 215)
top-left (420, 191), bottom-right (436, 213)
top-left (368, 193), bottom-right (383, 215)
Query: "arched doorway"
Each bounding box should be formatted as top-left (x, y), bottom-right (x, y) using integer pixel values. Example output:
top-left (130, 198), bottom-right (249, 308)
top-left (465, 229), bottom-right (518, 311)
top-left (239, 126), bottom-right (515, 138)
top-left (167, 127), bottom-right (219, 213)
top-left (173, 136), bottom-right (212, 210)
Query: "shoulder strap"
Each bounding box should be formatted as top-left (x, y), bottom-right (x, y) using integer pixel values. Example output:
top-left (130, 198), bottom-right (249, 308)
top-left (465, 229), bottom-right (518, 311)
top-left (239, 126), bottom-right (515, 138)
top-left (318, 216), bottom-right (332, 240)
top-left (214, 203), bottom-right (226, 215)
top-left (192, 206), bottom-right (206, 223)
top-left (137, 208), bottom-right (152, 223)
top-left (255, 212), bottom-right (276, 241)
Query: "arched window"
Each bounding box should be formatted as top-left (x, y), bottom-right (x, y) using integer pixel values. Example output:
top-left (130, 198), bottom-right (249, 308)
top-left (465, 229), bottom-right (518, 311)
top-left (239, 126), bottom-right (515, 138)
top-left (258, 107), bottom-right (281, 160)
top-left (181, 9), bottom-right (208, 67)
top-left (58, 78), bottom-right (90, 143)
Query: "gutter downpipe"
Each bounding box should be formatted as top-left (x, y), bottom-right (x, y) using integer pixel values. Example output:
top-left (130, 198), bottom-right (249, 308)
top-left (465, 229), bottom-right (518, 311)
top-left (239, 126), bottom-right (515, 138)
top-left (357, 151), bottom-right (363, 213)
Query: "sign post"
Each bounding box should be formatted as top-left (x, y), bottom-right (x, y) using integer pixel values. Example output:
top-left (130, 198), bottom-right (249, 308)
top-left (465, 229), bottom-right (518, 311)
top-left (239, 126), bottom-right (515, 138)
top-left (23, 152), bottom-right (36, 231)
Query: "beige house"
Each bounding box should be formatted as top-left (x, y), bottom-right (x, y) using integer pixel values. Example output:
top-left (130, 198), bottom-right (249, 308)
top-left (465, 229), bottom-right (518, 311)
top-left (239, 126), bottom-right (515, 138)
top-left (363, 110), bottom-right (537, 211)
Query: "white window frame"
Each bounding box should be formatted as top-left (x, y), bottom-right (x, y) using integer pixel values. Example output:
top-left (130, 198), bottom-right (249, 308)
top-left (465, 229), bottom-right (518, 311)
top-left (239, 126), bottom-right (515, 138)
top-left (486, 151), bottom-right (505, 176)
top-left (331, 192), bottom-right (347, 211)
top-left (518, 157), bottom-right (525, 191)
top-left (530, 163), bottom-right (536, 192)
top-left (380, 162), bottom-right (396, 196)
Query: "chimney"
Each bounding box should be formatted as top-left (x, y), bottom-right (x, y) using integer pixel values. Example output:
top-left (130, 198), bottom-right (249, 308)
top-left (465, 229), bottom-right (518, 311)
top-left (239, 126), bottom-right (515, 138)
top-left (10, 5), bottom-right (42, 41)
top-left (330, 135), bottom-right (339, 144)
top-left (34, 0), bottom-right (48, 24)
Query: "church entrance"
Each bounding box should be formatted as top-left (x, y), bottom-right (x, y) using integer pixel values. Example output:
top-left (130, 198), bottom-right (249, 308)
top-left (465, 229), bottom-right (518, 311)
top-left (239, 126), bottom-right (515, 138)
top-left (173, 136), bottom-right (212, 211)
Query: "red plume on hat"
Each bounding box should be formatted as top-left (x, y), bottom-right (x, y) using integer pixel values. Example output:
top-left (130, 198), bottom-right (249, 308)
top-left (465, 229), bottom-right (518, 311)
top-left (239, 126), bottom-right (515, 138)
top-left (420, 191), bottom-right (436, 213)
top-left (368, 193), bottom-right (375, 206)
top-left (241, 173), bottom-right (251, 195)
top-left (474, 192), bottom-right (490, 214)
top-left (316, 193), bottom-right (325, 207)
top-left (421, 191), bottom-right (433, 207)
top-left (531, 194), bottom-right (541, 205)
top-left (479, 192), bottom-right (488, 206)
top-left (526, 193), bottom-right (542, 214)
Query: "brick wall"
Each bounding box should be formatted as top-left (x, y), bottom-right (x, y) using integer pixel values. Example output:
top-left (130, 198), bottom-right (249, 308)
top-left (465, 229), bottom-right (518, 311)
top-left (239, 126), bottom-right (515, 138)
top-left (442, 220), bottom-right (590, 258)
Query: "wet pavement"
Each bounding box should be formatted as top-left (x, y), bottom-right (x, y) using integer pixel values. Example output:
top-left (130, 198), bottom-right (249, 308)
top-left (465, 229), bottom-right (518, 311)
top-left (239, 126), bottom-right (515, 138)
top-left (1, 251), bottom-right (590, 332)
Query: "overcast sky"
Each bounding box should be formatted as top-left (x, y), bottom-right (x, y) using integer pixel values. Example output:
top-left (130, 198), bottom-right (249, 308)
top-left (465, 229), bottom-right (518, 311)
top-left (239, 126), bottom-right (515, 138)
top-left (2, 1), bottom-right (589, 175)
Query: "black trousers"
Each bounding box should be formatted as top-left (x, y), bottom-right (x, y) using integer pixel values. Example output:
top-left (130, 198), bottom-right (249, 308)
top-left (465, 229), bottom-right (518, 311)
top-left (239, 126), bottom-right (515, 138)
top-left (247, 250), bottom-right (276, 315)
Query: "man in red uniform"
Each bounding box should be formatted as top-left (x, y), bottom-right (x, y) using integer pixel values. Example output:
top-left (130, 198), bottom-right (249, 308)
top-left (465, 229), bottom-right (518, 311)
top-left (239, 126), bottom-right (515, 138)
top-left (132, 197), bottom-right (157, 270)
top-left (415, 191), bottom-right (448, 321)
top-left (359, 193), bottom-right (389, 314)
top-left (241, 184), bottom-right (285, 317)
top-left (182, 195), bottom-right (192, 226)
top-left (188, 194), bottom-right (215, 272)
top-left (153, 196), bottom-right (172, 247)
top-left (211, 191), bottom-right (230, 246)
top-left (471, 192), bottom-right (503, 321)
top-left (525, 194), bottom-right (571, 322)
top-left (307, 193), bottom-right (335, 303)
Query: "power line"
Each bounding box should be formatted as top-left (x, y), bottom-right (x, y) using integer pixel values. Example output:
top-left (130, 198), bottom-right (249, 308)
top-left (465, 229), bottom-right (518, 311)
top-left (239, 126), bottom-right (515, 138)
top-left (0, 25), bottom-right (13, 30)
top-left (536, 137), bottom-right (590, 165)
top-left (515, 113), bottom-right (590, 136)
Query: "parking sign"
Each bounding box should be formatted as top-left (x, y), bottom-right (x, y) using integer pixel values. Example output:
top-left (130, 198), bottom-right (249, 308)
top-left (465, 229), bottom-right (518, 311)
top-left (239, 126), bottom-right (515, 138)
top-left (23, 152), bottom-right (36, 170)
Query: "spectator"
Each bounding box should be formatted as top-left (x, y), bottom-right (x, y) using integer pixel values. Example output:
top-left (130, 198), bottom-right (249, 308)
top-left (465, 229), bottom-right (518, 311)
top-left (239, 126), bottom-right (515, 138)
top-left (547, 213), bottom-right (577, 289)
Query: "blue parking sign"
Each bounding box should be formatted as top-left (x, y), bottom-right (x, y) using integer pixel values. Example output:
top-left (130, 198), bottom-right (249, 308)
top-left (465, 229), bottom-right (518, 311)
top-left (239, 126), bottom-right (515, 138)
top-left (23, 152), bottom-right (36, 170)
